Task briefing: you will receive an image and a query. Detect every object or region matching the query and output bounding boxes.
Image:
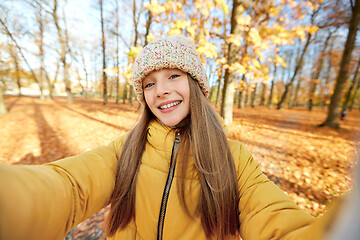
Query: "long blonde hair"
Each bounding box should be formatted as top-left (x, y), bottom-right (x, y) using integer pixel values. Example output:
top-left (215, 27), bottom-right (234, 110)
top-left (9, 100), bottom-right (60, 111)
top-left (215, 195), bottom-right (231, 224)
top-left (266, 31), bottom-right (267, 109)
top-left (106, 76), bottom-right (240, 239)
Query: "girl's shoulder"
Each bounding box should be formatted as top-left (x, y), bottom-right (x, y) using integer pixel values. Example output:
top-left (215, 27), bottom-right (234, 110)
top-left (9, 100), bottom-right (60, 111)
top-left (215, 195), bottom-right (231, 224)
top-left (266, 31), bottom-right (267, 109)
top-left (108, 131), bottom-right (131, 158)
top-left (227, 139), bottom-right (252, 161)
top-left (227, 139), bottom-right (255, 174)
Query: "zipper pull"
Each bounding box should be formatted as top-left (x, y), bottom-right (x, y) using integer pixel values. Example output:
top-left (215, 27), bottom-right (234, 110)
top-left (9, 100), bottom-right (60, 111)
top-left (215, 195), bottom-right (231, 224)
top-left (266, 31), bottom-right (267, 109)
top-left (174, 132), bottom-right (181, 143)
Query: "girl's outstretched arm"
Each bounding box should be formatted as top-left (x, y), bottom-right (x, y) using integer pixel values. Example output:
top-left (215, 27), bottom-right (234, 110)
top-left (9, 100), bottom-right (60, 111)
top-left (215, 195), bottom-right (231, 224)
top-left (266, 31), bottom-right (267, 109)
top-left (232, 141), bottom-right (336, 240)
top-left (0, 135), bottom-right (125, 240)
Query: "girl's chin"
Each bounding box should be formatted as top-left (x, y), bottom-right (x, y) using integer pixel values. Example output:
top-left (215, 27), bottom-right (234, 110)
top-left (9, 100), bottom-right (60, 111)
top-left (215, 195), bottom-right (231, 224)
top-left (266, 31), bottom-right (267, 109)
top-left (157, 115), bottom-right (190, 128)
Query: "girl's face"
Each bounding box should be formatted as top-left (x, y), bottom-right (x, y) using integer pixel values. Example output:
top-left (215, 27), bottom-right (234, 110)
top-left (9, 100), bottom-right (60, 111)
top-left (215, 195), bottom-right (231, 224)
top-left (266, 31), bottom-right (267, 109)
top-left (142, 68), bottom-right (190, 127)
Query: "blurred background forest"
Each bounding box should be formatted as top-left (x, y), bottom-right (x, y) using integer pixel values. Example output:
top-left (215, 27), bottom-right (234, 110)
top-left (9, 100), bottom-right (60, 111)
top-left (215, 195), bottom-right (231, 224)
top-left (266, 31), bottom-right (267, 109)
top-left (1, 0), bottom-right (360, 239)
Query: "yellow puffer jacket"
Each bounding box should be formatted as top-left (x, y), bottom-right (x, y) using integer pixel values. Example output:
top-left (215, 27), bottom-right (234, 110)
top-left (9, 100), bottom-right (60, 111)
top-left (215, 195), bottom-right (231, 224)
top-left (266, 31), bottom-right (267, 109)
top-left (0, 120), bottom-right (336, 240)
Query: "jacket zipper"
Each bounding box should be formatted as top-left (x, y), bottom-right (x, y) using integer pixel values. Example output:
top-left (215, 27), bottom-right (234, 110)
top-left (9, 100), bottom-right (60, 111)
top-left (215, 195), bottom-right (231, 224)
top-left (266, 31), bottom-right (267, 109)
top-left (157, 131), bottom-right (181, 240)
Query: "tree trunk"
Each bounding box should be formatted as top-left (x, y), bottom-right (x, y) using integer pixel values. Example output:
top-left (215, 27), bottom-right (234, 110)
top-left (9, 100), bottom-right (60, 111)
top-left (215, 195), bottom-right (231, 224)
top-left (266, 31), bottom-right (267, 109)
top-left (220, 0), bottom-right (242, 124)
top-left (123, 81), bottom-right (128, 104)
top-left (250, 83), bottom-right (257, 107)
top-left (277, 32), bottom-right (312, 109)
top-left (128, 85), bottom-right (134, 106)
top-left (277, 8), bottom-right (321, 110)
top-left (349, 79), bottom-right (360, 111)
top-left (320, 0), bottom-right (360, 128)
top-left (100, 0), bottom-right (107, 105)
top-left (38, 7), bottom-right (47, 100)
top-left (80, 53), bottom-right (89, 98)
top-left (114, 0), bottom-right (120, 104)
top-left (320, 40), bottom-right (335, 107)
top-left (144, 0), bottom-right (153, 46)
top-left (268, 62), bottom-right (277, 109)
top-left (342, 55), bottom-right (360, 112)
top-left (215, 73), bottom-right (222, 108)
top-left (308, 30), bottom-right (334, 111)
top-left (288, 85), bottom-right (295, 108)
top-left (237, 75), bottom-right (246, 109)
top-left (14, 58), bottom-right (22, 96)
top-left (293, 74), bottom-right (302, 108)
top-left (0, 83), bottom-right (7, 115)
top-left (49, 61), bottom-right (60, 98)
top-left (52, 0), bottom-right (73, 104)
top-left (0, 18), bottom-right (41, 95)
top-left (238, 91), bottom-right (245, 109)
top-left (259, 82), bottom-right (266, 106)
top-left (130, 0), bottom-right (141, 106)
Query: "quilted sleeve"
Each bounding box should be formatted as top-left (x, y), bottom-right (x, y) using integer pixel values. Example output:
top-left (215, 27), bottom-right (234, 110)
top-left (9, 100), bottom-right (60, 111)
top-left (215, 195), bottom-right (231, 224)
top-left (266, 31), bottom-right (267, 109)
top-left (233, 142), bottom-right (318, 240)
top-left (0, 136), bottom-right (125, 240)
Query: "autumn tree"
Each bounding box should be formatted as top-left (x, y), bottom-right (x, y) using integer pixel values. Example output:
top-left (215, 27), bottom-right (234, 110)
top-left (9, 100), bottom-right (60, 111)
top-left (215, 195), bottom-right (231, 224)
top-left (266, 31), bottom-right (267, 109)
top-left (320, 0), bottom-right (360, 128)
top-left (0, 18), bottom-right (42, 96)
top-left (0, 58), bottom-right (7, 115)
top-left (112, 0), bottom-right (120, 104)
top-left (99, 0), bottom-right (108, 105)
top-left (348, 75), bottom-right (360, 110)
top-left (221, 0), bottom-right (242, 124)
top-left (7, 44), bottom-right (22, 96)
top-left (318, 37), bottom-right (337, 107)
top-left (49, 0), bottom-right (73, 104)
top-left (342, 54), bottom-right (360, 112)
top-left (277, 6), bottom-right (320, 109)
top-left (307, 29), bottom-right (338, 110)
top-left (30, 1), bottom-right (51, 100)
top-left (0, 82), bottom-right (6, 115)
top-left (306, 0), bottom-right (348, 110)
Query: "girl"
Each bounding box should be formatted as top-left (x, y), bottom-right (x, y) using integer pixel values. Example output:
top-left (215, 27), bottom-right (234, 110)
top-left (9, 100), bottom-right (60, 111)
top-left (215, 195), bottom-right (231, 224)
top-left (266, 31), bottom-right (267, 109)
top-left (0, 35), bottom-right (335, 240)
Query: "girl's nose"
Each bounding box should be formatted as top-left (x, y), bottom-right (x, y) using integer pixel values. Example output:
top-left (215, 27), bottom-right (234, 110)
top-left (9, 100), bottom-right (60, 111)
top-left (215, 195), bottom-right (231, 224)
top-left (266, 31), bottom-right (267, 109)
top-left (156, 81), bottom-right (171, 97)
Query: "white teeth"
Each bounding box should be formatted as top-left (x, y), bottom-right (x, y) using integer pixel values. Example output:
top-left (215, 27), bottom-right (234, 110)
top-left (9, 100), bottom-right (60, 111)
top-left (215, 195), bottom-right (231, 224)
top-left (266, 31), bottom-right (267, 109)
top-left (159, 101), bottom-right (181, 109)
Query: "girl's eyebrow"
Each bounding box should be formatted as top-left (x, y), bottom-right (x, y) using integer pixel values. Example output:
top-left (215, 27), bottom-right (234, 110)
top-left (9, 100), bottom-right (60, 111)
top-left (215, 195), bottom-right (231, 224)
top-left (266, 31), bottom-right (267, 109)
top-left (143, 76), bottom-right (155, 82)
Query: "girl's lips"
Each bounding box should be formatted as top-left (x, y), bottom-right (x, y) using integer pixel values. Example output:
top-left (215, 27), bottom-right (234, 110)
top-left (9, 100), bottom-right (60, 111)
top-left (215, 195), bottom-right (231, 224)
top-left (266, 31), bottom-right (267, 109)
top-left (158, 100), bottom-right (181, 109)
top-left (158, 100), bottom-right (182, 113)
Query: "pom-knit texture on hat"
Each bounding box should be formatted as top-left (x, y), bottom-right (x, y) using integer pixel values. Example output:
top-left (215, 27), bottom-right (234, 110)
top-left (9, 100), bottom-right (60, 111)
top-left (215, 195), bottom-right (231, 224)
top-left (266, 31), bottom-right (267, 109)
top-left (132, 35), bottom-right (209, 101)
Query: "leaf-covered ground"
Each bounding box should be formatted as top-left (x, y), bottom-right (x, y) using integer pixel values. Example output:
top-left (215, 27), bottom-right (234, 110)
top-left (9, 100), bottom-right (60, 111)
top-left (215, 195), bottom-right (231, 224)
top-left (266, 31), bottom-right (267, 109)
top-left (1, 96), bottom-right (359, 239)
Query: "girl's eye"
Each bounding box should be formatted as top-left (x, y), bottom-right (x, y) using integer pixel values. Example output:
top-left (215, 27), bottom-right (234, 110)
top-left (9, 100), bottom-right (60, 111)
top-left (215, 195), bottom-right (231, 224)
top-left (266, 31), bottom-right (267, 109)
top-left (169, 74), bottom-right (180, 79)
top-left (144, 82), bottom-right (154, 88)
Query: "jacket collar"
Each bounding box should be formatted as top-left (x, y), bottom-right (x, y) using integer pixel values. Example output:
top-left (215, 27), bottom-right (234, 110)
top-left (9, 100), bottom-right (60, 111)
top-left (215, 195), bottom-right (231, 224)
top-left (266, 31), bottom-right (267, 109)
top-left (147, 119), bottom-right (177, 153)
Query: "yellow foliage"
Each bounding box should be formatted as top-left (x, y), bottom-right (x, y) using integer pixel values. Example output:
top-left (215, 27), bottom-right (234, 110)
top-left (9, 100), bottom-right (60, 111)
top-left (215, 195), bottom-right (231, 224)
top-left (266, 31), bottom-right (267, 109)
top-left (239, 80), bottom-right (247, 88)
top-left (263, 66), bottom-right (269, 74)
top-left (249, 28), bottom-right (262, 47)
top-left (194, 1), bottom-right (202, 9)
top-left (215, 57), bottom-right (227, 65)
top-left (215, 0), bottom-right (229, 14)
top-left (196, 40), bottom-right (218, 59)
top-left (146, 33), bottom-right (156, 43)
top-left (228, 62), bottom-right (246, 75)
top-left (174, 19), bottom-right (190, 29)
top-left (103, 67), bottom-right (119, 74)
top-left (128, 46), bottom-right (142, 59)
top-left (187, 25), bottom-right (196, 38)
top-left (253, 59), bottom-right (261, 69)
top-left (236, 15), bottom-right (251, 26)
top-left (228, 34), bottom-right (242, 47)
top-left (308, 26), bottom-right (319, 35)
top-left (168, 28), bottom-right (182, 36)
top-left (274, 55), bottom-right (286, 67)
top-left (269, 6), bottom-right (281, 17)
top-left (201, 7), bottom-right (210, 18)
top-left (146, 0), bottom-right (166, 14)
top-left (292, 26), bottom-right (306, 42)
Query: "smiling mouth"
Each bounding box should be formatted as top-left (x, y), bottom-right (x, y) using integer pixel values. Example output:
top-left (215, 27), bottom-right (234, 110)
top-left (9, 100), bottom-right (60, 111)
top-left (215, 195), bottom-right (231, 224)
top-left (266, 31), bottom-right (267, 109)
top-left (158, 101), bottom-right (182, 110)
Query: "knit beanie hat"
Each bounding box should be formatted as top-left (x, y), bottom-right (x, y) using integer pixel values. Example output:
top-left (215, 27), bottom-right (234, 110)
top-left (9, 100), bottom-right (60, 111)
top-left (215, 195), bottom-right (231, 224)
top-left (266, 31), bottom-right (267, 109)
top-left (132, 35), bottom-right (209, 102)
